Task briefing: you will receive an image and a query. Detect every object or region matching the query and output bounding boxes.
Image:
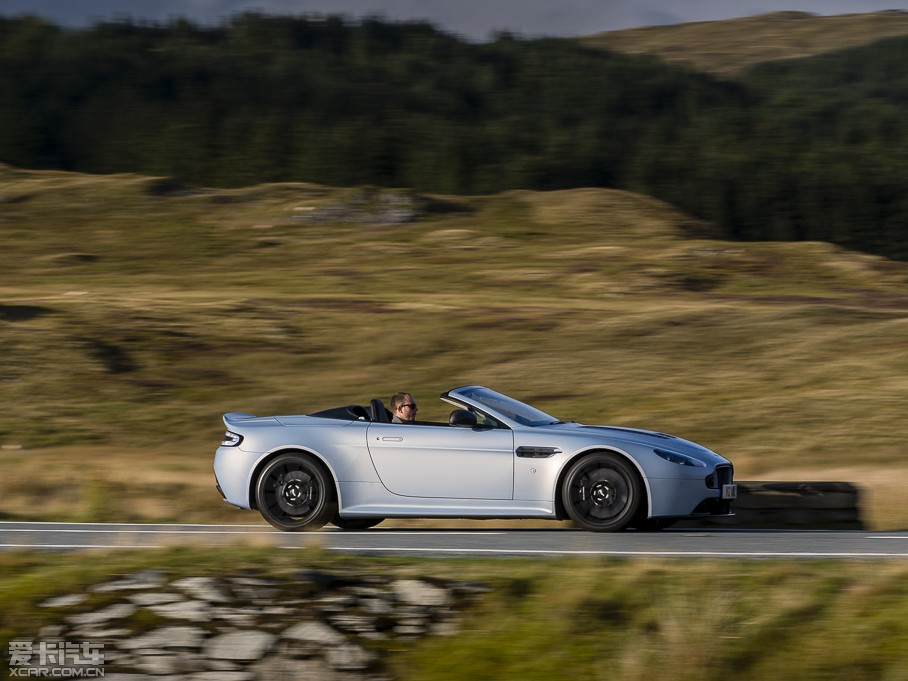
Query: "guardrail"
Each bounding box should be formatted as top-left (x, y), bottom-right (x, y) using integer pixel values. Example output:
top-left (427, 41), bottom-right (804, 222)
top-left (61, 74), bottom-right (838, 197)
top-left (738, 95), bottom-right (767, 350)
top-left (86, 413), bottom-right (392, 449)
top-left (678, 481), bottom-right (863, 529)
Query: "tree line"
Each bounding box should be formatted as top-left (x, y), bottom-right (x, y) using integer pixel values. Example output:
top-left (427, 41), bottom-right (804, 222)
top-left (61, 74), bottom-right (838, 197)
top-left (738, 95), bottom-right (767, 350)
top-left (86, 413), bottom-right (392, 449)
top-left (2, 13), bottom-right (907, 259)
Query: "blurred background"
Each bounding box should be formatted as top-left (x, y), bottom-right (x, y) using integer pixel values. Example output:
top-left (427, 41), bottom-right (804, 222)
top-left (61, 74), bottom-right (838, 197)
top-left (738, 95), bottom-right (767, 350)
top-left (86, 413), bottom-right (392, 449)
top-left (2, 4), bottom-right (908, 529)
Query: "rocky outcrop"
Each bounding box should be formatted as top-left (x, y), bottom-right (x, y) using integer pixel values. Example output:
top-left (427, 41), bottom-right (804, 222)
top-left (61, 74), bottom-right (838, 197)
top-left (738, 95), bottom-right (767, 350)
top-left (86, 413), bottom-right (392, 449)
top-left (292, 187), bottom-right (471, 227)
top-left (30, 570), bottom-right (487, 681)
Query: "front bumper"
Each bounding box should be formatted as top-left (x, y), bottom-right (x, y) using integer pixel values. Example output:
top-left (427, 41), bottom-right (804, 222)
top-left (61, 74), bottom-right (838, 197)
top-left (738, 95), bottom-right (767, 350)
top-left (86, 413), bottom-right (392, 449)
top-left (646, 464), bottom-right (736, 518)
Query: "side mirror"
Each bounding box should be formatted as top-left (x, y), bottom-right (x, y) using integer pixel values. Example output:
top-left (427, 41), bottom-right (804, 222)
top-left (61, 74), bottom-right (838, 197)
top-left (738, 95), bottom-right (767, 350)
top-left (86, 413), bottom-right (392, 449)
top-left (449, 409), bottom-right (478, 428)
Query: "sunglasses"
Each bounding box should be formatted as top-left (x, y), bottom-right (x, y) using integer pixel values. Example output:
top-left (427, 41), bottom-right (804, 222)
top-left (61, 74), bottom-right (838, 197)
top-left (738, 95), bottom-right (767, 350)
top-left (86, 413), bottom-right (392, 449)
top-left (400, 403), bottom-right (418, 409)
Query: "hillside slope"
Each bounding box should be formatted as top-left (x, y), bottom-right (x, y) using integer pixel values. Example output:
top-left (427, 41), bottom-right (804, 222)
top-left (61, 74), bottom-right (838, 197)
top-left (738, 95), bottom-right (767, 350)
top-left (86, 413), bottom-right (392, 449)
top-left (2, 166), bottom-right (908, 527)
top-left (582, 11), bottom-right (908, 76)
top-left (4, 15), bottom-right (908, 261)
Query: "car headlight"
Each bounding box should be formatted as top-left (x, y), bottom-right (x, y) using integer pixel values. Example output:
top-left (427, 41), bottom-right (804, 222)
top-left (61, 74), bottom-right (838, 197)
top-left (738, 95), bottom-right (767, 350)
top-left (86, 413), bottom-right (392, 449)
top-left (221, 431), bottom-right (243, 447)
top-left (654, 448), bottom-right (706, 467)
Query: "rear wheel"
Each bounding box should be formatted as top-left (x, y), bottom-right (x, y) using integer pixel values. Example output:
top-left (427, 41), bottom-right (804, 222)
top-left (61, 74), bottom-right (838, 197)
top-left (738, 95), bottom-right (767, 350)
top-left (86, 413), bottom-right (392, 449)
top-left (562, 452), bottom-right (642, 532)
top-left (255, 453), bottom-right (333, 531)
top-left (331, 516), bottom-right (384, 530)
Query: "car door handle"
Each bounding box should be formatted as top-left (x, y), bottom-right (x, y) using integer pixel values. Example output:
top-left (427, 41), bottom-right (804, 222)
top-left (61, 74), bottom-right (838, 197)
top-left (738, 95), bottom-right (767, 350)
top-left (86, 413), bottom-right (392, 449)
top-left (381, 437), bottom-right (403, 442)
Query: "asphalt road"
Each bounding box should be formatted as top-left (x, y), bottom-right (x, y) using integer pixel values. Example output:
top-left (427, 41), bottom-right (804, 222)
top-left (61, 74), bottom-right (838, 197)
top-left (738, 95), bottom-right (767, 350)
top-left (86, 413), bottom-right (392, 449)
top-left (2, 522), bottom-right (908, 558)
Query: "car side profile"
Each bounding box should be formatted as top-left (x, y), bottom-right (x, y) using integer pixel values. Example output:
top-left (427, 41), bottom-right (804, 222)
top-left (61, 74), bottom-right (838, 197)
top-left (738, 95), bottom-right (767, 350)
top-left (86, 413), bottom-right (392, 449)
top-left (213, 386), bottom-right (736, 532)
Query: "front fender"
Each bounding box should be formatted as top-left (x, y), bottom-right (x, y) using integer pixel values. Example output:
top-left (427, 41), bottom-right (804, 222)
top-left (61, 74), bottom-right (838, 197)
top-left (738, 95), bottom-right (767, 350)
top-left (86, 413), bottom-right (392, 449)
top-left (551, 447), bottom-right (653, 520)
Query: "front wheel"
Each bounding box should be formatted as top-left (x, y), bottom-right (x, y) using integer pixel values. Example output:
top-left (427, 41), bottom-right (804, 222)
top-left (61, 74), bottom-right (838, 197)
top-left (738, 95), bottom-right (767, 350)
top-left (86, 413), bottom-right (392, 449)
top-left (255, 453), bottom-right (333, 531)
top-left (562, 452), bottom-right (642, 532)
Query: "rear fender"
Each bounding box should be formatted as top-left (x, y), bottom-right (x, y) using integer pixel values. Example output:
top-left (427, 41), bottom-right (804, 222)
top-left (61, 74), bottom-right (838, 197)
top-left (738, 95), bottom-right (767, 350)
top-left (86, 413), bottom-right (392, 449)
top-left (248, 448), bottom-right (340, 512)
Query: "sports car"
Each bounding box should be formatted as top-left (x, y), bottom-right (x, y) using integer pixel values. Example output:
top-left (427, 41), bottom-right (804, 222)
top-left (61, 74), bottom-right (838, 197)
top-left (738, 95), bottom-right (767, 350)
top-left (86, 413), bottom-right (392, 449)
top-left (213, 386), bottom-right (736, 532)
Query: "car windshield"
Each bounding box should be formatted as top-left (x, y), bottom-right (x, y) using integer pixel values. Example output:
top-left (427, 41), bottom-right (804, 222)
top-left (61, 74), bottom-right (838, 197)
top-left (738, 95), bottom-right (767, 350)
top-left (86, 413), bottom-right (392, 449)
top-left (457, 387), bottom-right (560, 427)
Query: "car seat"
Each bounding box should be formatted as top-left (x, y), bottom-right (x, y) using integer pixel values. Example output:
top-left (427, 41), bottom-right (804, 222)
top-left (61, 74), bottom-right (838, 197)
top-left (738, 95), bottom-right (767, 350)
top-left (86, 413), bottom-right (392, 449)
top-left (370, 399), bottom-right (391, 423)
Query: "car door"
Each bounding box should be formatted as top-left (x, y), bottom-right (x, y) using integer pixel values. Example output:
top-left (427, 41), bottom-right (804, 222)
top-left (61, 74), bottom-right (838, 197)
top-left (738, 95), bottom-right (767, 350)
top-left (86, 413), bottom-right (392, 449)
top-left (366, 422), bottom-right (514, 499)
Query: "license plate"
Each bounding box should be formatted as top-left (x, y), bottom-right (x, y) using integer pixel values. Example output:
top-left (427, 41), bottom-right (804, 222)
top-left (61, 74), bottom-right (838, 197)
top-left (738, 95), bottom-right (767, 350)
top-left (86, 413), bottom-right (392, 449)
top-left (722, 483), bottom-right (738, 500)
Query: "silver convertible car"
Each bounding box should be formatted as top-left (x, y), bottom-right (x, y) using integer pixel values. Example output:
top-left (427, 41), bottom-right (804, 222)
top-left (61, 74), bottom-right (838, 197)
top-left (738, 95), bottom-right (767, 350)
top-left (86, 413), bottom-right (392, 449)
top-left (214, 386), bottom-right (736, 532)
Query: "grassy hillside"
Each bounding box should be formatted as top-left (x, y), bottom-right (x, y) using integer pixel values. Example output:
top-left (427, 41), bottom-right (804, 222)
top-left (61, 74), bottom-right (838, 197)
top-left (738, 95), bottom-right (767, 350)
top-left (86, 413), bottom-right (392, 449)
top-left (2, 165), bottom-right (908, 528)
top-left (582, 11), bottom-right (908, 76)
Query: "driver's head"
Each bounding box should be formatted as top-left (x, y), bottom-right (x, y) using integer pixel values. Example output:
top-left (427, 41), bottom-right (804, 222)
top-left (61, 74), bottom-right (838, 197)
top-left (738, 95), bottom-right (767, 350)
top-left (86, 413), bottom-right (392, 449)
top-left (390, 392), bottom-right (418, 422)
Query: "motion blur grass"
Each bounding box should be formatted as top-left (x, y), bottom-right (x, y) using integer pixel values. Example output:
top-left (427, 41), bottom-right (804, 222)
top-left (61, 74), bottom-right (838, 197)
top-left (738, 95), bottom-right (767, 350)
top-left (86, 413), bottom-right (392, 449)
top-left (1, 548), bottom-right (907, 681)
top-left (2, 164), bottom-right (908, 527)
top-left (393, 558), bottom-right (908, 681)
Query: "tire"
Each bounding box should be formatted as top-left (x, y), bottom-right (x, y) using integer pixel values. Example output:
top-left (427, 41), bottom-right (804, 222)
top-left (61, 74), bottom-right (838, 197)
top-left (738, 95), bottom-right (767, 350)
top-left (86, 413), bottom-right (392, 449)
top-left (255, 453), bottom-right (333, 531)
top-left (331, 516), bottom-right (384, 530)
top-left (562, 452), bottom-right (642, 532)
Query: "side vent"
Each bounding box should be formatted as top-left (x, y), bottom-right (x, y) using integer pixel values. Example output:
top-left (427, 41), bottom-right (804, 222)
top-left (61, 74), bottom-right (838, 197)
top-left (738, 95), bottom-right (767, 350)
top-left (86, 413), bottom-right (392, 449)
top-left (516, 446), bottom-right (562, 458)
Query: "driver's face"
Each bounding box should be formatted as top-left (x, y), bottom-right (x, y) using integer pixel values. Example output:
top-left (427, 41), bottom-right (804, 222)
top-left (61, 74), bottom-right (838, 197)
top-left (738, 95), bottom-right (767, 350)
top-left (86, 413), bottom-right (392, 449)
top-left (395, 395), bottom-right (418, 422)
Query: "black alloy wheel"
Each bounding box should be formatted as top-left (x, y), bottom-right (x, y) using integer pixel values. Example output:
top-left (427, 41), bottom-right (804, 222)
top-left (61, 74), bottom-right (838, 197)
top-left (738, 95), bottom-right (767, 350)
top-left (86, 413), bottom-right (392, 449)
top-left (255, 453), bottom-right (332, 531)
top-left (562, 452), bottom-right (642, 532)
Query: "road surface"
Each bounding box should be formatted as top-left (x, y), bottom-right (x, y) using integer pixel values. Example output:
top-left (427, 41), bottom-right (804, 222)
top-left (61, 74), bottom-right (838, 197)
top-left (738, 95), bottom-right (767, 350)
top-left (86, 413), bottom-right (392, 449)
top-left (2, 522), bottom-right (908, 558)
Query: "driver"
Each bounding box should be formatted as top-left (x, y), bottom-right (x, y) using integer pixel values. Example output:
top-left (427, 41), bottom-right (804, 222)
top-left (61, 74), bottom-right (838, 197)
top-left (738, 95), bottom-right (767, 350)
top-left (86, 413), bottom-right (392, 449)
top-left (389, 392), bottom-right (419, 423)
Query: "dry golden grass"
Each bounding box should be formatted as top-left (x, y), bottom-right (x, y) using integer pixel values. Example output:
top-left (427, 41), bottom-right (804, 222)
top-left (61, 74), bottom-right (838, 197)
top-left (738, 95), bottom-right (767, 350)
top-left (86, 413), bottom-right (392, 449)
top-left (2, 165), bottom-right (908, 528)
top-left (582, 10), bottom-right (908, 76)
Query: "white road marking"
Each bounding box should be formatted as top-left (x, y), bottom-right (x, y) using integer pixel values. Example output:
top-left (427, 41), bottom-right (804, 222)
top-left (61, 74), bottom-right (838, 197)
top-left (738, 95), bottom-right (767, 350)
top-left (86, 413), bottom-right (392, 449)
top-left (324, 547), bottom-right (908, 558)
top-left (2, 529), bottom-right (281, 534)
top-left (0, 528), bottom-right (505, 536)
top-left (3, 523), bottom-right (906, 557)
top-left (1, 544), bottom-right (165, 550)
top-left (5, 543), bottom-right (907, 557)
top-left (0, 521), bottom-right (268, 528)
top-left (867, 536), bottom-right (908, 540)
top-left (323, 531), bottom-right (507, 536)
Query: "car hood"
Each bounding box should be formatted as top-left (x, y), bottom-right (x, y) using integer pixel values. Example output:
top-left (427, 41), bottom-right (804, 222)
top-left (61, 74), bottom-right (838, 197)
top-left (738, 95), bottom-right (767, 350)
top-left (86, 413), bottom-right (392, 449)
top-left (536, 422), bottom-right (727, 463)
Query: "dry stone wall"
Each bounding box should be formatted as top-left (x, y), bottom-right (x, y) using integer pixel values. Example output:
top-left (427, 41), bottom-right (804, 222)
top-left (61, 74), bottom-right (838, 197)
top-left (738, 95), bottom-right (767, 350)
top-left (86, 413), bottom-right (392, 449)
top-left (28, 569), bottom-right (488, 681)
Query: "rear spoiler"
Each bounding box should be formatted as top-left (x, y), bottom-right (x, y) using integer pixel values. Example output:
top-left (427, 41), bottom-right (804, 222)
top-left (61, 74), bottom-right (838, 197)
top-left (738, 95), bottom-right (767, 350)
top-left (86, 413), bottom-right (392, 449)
top-left (223, 412), bottom-right (256, 425)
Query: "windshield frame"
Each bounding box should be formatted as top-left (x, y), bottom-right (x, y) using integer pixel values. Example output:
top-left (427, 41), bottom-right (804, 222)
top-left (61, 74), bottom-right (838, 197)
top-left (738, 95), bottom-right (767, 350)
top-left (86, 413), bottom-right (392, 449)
top-left (448, 386), bottom-right (560, 427)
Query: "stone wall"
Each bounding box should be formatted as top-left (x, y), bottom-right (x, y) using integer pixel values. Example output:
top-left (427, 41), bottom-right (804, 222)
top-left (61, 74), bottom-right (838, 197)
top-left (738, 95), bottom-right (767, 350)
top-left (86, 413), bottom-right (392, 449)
top-left (24, 570), bottom-right (487, 681)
